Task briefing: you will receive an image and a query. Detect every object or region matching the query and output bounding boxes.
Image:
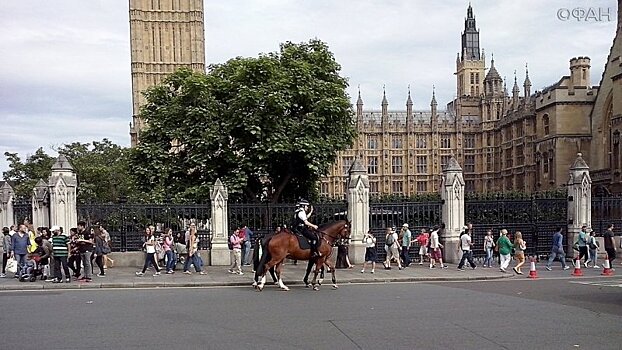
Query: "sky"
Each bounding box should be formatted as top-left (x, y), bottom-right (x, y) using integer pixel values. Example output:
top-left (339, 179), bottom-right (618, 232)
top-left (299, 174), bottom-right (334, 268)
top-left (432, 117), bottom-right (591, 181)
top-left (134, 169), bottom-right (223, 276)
top-left (0, 0), bottom-right (617, 173)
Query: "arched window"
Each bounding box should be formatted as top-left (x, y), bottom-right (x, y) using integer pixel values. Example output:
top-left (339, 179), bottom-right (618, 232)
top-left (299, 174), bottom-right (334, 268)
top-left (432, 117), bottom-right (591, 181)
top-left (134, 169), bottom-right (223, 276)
top-left (543, 114), bottom-right (550, 135)
top-left (613, 130), bottom-right (620, 171)
top-left (543, 152), bottom-right (549, 174)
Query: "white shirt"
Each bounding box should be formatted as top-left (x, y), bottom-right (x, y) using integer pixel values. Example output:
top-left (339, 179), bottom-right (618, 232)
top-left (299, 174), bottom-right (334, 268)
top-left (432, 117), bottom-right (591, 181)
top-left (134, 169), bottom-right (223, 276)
top-left (297, 209), bottom-right (308, 222)
top-left (146, 235), bottom-right (156, 254)
top-left (430, 230), bottom-right (440, 249)
top-left (363, 235), bottom-right (376, 248)
top-left (9, 230), bottom-right (16, 237)
top-left (460, 234), bottom-right (472, 251)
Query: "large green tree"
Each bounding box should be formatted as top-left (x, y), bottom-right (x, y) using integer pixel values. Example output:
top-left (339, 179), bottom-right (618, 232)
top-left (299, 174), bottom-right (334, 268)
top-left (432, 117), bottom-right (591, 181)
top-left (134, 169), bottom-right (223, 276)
top-left (131, 39), bottom-right (356, 203)
top-left (3, 148), bottom-right (55, 198)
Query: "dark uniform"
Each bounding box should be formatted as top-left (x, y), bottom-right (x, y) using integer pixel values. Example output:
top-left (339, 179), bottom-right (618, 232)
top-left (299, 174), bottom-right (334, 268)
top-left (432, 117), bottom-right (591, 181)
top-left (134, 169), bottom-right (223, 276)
top-left (292, 200), bottom-right (320, 258)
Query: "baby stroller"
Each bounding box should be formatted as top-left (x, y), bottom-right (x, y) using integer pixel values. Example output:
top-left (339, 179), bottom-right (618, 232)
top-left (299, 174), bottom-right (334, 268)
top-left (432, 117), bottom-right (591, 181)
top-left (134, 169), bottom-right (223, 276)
top-left (19, 255), bottom-right (43, 282)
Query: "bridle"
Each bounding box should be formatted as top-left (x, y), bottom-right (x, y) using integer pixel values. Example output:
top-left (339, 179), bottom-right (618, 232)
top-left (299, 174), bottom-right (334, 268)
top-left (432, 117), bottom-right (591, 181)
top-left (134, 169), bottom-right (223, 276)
top-left (319, 222), bottom-right (350, 247)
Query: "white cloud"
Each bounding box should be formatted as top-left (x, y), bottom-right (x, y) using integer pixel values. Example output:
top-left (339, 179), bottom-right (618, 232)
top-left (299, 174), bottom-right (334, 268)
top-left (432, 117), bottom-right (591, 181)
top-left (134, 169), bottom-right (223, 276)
top-left (0, 0), bottom-right (618, 173)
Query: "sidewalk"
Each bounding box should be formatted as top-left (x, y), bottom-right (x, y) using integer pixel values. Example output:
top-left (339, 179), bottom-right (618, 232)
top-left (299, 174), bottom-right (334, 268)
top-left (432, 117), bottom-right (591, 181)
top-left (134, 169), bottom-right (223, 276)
top-left (0, 262), bottom-right (604, 290)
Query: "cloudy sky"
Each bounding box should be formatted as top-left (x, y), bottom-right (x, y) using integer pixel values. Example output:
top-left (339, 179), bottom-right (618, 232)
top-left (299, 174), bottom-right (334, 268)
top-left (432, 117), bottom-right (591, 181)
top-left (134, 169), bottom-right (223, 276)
top-left (0, 0), bottom-right (617, 173)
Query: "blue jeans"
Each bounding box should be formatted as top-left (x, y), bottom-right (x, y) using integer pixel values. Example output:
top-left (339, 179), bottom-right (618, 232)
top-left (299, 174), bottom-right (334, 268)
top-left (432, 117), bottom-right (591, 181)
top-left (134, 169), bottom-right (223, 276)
top-left (165, 250), bottom-right (176, 271)
top-left (484, 248), bottom-right (494, 267)
top-left (14, 254), bottom-right (27, 277)
top-left (458, 250), bottom-right (476, 269)
top-left (184, 253), bottom-right (202, 272)
top-left (242, 240), bottom-right (252, 265)
top-left (547, 250), bottom-right (567, 268)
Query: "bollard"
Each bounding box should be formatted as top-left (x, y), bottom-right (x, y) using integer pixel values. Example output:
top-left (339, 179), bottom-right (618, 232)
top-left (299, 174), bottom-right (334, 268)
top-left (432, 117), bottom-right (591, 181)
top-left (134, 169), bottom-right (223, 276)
top-left (572, 258), bottom-right (583, 276)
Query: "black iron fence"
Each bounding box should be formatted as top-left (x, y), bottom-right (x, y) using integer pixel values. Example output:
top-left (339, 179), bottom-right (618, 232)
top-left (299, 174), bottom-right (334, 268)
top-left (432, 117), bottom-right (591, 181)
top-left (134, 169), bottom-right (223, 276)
top-left (592, 196), bottom-right (622, 235)
top-left (13, 197), bottom-right (32, 225)
top-left (228, 201), bottom-right (348, 240)
top-left (77, 203), bottom-right (212, 252)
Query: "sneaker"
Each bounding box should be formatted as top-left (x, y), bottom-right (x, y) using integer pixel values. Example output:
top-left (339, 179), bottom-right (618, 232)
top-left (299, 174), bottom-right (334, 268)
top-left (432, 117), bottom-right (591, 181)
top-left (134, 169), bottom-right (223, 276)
top-left (563, 266), bottom-right (570, 270)
top-left (429, 265), bottom-right (435, 269)
top-left (472, 266), bottom-right (477, 270)
top-left (237, 272), bottom-right (244, 275)
top-left (199, 271), bottom-right (207, 275)
top-left (545, 266), bottom-right (552, 271)
top-left (512, 267), bottom-right (519, 274)
top-left (458, 268), bottom-right (465, 271)
top-left (361, 269), bottom-right (365, 273)
top-left (97, 274), bottom-right (106, 277)
top-left (583, 261), bottom-right (589, 268)
top-left (153, 272), bottom-right (161, 276)
top-left (419, 262), bottom-right (423, 265)
top-left (593, 265), bottom-right (600, 269)
top-left (441, 265), bottom-right (448, 269)
top-left (135, 272), bottom-right (144, 276)
top-left (183, 271), bottom-right (192, 275)
top-left (0, 273), bottom-right (5, 278)
top-left (85, 278), bottom-right (92, 282)
top-left (65, 278), bottom-right (70, 283)
top-left (52, 279), bottom-right (60, 284)
top-left (371, 269), bottom-right (374, 274)
top-left (228, 270), bottom-right (236, 274)
top-left (166, 270), bottom-right (173, 274)
top-left (500, 268), bottom-right (506, 272)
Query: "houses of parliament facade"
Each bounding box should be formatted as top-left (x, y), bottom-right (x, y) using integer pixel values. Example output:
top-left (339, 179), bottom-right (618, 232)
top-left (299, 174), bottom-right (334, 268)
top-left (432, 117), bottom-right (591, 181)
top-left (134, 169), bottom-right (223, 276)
top-left (127, 1), bottom-right (622, 198)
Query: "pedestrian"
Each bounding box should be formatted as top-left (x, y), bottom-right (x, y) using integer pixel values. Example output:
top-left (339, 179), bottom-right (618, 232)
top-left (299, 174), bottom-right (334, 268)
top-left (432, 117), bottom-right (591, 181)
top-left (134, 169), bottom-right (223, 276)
top-left (457, 225), bottom-right (477, 270)
top-left (183, 224), bottom-right (205, 275)
top-left (603, 224), bottom-right (616, 269)
top-left (136, 227), bottom-right (161, 277)
top-left (512, 231), bottom-right (526, 274)
top-left (575, 225), bottom-right (590, 267)
top-left (68, 228), bottom-right (82, 279)
top-left (75, 222), bottom-right (94, 282)
top-left (400, 223), bottom-right (412, 267)
top-left (545, 226), bottom-right (569, 271)
top-left (361, 230), bottom-right (376, 274)
top-left (92, 228), bottom-right (106, 277)
top-left (162, 228), bottom-right (176, 274)
top-left (242, 225), bottom-right (253, 266)
top-left (99, 224), bottom-right (114, 269)
top-left (415, 229), bottom-right (430, 265)
top-left (428, 225), bottom-right (447, 269)
top-left (1, 227), bottom-right (11, 277)
top-left (483, 229), bottom-right (495, 268)
top-left (587, 230), bottom-right (600, 268)
top-left (228, 229), bottom-right (243, 275)
top-left (496, 229), bottom-right (513, 273)
top-left (384, 227), bottom-right (402, 270)
top-left (9, 224), bottom-right (30, 278)
top-left (50, 226), bottom-right (71, 283)
top-left (35, 236), bottom-right (52, 280)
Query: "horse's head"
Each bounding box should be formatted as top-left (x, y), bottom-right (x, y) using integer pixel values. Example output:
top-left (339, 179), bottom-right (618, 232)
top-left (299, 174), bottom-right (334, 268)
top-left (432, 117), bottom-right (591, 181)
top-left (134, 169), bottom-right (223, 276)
top-left (336, 220), bottom-right (351, 240)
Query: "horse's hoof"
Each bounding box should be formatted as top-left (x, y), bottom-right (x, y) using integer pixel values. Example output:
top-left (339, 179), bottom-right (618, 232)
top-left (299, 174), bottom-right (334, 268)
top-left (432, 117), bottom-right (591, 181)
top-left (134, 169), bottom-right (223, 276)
top-left (313, 286), bottom-right (319, 291)
top-left (318, 280), bottom-right (323, 286)
top-left (251, 282), bottom-right (257, 287)
top-left (305, 284), bottom-right (311, 288)
top-left (257, 285), bottom-right (264, 292)
top-left (281, 287), bottom-right (290, 291)
top-left (332, 285), bottom-right (338, 290)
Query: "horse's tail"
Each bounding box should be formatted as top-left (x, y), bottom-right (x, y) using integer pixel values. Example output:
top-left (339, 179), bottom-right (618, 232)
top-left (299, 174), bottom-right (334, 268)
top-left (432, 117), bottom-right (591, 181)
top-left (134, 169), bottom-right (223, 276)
top-left (256, 236), bottom-right (272, 277)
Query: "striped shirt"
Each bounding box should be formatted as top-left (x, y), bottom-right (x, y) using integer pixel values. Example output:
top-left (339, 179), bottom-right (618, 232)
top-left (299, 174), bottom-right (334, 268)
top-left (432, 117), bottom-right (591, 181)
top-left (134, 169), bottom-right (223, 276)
top-left (52, 235), bottom-right (69, 257)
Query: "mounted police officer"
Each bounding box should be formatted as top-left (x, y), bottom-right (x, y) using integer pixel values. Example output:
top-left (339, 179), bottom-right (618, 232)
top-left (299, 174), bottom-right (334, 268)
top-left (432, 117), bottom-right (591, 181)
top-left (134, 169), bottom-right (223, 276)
top-left (292, 199), bottom-right (320, 258)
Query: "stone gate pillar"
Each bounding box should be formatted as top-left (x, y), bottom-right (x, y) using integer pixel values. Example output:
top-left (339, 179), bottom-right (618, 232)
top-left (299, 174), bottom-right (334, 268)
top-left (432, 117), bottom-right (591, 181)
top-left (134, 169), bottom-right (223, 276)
top-left (440, 156), bottom-right (465, 263)
top-left (32, 179), bottom-right (50, 229)
top-left (0, 182), bottom-right (15, 229)
top-left (48, 155), bottom-right (77, 231)
top-left (210, 179), bottom-right (230, 265)
top-left (567, 153), bottom-right (591, 251)
top-left (346, 158), bottom-right (369, 264)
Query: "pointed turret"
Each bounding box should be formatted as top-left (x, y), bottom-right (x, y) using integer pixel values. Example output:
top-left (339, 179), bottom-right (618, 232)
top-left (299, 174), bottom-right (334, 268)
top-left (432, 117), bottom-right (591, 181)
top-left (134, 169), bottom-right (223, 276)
top-left (523, 63), bottom-right (532, 98)
top-left (381, 86), bottom-right (388, 116)
top-left (430, 85), bottom-right (438, 123)
top-left (484, 54), bottom-right (502, 96)
top-left (406, 85), bottom-right (413, 118)
top-left (512, 72), bottom-right (520, 109)
top-left (356, 86), bottom-right (363, 117)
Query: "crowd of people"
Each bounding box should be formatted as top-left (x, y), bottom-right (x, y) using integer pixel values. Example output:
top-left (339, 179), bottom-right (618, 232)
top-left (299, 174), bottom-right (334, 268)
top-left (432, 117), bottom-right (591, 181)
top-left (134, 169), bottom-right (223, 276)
top-left (362, 223), bottom-right (618, 275)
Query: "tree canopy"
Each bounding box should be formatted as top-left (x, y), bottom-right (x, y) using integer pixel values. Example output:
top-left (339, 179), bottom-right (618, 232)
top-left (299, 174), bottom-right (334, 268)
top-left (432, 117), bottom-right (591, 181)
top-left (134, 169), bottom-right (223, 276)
top-left (131, 39), bottom-right (356, 203)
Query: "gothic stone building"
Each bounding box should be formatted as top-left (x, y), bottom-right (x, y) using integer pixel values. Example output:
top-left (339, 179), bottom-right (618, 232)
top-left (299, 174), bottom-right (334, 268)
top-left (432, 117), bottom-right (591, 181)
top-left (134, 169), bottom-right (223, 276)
top-left (321, 3), bottom-right (621, 198)
top-left (128, 0), bottom-right (206, 146)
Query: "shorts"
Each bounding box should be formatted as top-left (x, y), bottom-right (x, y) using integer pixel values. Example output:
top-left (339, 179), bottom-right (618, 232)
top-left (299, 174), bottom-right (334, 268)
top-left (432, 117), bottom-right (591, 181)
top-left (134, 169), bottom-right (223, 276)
top-left (365, 247), bottom-right (377, 262)
top-left (430, 248), bottom-right (442, 260)
top-left (419, 246), bottom-right (428, 256)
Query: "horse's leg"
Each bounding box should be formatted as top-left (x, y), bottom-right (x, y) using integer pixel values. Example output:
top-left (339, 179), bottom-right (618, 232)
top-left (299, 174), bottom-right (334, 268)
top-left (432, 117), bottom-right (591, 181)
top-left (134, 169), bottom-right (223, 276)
top-left (311, 258), bottom-right (325, 291)
top-left (270, 266), bottom-right (278, 284)
top-left (275, 262), bottom-right (289, 291)
top-left (318, 264), bottom-right (325, 285)
top-left (327, 260), bottom-right (338, 289)
top-left (257, 257), bottom-right (280, 291)
top-left (303, 259), bottom-right (314, 288)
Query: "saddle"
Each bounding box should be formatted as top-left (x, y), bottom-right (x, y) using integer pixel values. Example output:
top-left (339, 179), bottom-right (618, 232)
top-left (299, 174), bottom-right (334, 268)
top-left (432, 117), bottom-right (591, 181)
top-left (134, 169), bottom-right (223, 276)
top-left (289, 231), bottom-right (312, 250)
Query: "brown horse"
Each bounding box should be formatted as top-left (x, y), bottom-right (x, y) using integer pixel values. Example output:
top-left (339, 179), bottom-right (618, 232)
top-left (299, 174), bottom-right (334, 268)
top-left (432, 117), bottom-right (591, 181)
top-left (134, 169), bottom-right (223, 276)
top-left (254, 220), bottom-right (350, 291)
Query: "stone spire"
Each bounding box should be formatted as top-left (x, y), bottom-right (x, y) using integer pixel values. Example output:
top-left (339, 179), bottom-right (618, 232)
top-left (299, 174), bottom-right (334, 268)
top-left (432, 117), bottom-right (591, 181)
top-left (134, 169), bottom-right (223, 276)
top-left (381, 85), bottom-right (388, 116)
top-left (356, 85), bottom-right (363, 117)
top-left (406, 85), bottom-right (413, 118)
top-left (430, 85), bottom-right (438, 122)
top-left (512, 71), bottom-right (520, 108)
top-left (523, 63), bottom-right (532, 97)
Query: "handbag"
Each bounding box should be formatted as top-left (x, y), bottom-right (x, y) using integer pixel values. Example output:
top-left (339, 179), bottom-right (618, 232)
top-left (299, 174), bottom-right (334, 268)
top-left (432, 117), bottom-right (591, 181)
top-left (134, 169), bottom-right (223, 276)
top-left (6, 258), bottom-right (17, 274)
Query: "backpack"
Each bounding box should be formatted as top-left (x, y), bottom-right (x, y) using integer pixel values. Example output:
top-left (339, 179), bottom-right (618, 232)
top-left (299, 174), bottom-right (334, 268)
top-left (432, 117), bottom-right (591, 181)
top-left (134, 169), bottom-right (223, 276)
top-left (227, 235), bottom-right (234, 250)
top-left (386, 234), bottom-right (395, 246)
top-left (589, 236), bottom-right (599, 250)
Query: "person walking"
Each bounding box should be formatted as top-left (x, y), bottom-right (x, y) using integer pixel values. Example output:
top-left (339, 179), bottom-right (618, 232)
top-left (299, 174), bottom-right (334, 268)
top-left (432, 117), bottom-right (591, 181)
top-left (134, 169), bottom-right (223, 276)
top-left (576, 226), bottom-right (590, 267)
top-left (9, 224), bottom-right (30, 278)
top-left (136, 227), bottom-right (161, 277)
top-left (228, 229), bottom-right (243, 275)
top-left (361, 231), bottom-right (377, 274)
top-left (400, 224), bottom-right (412, 267)
top-left (429, 226), bottom-right (448, 269)
top-left (416, 229), bottom-right (430, 265)
top-left (384, 227), bottom-right (402, 270)
top-left (76, 222), bottom-right (93, 282)
top-left (242, 225), bottom-right (253, 266)
top-left (587, 230), bottom-right (600, 268)
top-left (50, 226), bottom-right (71, 283)
top-left (92, 228), bottom-right (106, 277)
top-left (162, 228), bottom-right (176, 274)
top-left (1, 227), bottom-right (11, 277)
top-left (603, 224), bottom-right (616, 269)
top-left (545, 227), bottom-right (570, 271)
top-left (457, 225), bottom-right (476, 270)
top-left (483, 229), bottom-right (495, 268)
top-left (183, 225), bottom-right (205, 275)
top-left (496, 229), bottom-right (513, 273)
top-left (512, 231), bottom-right (526, 274)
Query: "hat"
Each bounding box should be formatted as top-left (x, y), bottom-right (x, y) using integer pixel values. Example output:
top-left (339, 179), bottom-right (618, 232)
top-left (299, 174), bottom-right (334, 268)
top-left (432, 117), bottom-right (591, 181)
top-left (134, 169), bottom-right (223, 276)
top-left (51, 225), bottom-right (61, 232)
top-left (297, 199), bottom-right (310, 206)
top-left (402, 223), bottom-right (409, 228)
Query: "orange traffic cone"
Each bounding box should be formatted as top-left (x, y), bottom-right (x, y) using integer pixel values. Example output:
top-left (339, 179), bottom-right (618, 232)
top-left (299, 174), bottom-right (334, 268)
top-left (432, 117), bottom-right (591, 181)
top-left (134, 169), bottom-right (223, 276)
top-left (602, 254), bottom-right (614, 276)
top-left (528, 257), bottom-right (538, 279)
top-left (572, 258), bottom-right (583, 276)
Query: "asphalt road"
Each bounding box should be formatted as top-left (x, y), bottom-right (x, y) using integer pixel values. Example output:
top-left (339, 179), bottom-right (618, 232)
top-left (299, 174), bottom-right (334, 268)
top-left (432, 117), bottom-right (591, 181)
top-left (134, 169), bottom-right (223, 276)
top-left (1, 277), bottom-right (621, 350)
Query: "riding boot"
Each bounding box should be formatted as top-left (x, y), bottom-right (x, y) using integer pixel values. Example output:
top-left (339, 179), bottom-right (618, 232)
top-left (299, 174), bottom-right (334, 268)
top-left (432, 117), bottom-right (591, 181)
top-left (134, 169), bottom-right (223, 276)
top-left (315, 238), bottom-right (323, 257)
top-left (310, 241), bottom-right (319, 259)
